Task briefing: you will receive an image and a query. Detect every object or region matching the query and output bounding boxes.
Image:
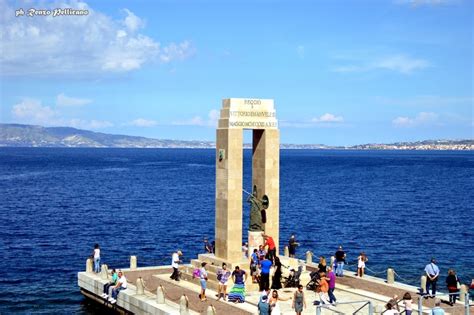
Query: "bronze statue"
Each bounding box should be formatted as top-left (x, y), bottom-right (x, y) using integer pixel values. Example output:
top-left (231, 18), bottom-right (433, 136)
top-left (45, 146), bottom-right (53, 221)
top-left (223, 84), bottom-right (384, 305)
top-left (246, 185), bottom-right (269, 232)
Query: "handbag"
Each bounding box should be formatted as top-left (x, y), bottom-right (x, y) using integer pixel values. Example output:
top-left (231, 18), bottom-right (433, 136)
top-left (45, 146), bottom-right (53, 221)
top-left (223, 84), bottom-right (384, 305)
top-left (456, 276), bottom-right (461, 289)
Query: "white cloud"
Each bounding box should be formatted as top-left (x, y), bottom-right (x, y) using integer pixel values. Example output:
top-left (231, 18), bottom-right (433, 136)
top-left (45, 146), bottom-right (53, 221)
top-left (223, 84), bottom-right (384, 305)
top-left (0, 1), bottom-right (194, 76)
top-left (371, 55), bottom-right (430, 74)
top-left (172, 110), bottom-right (219, 127)
top-left (392, 112), bottom-right (439, 127)
top-left (127, 118), bottom-right (157, 127)
top-left (69, 119), bottom-right (113, 129)
top-left (11, 98), bottom-right (112, 129)
top-left (297, 45), bottom-right (305, 59)
top-left (56, 93), bottom-right (92, 107)
top-left (12, 99), bottom-right (57, 124)
top-left (312, 113), bottom-right (344, 123)
top-left (122, 9), bottom-right (144, 32)
top-left (332, 54), bottom-right (430, 74)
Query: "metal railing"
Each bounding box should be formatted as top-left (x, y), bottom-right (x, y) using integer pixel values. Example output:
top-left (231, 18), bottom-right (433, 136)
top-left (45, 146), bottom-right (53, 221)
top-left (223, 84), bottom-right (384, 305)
top-left (315, 300), bottom-right (373, 315)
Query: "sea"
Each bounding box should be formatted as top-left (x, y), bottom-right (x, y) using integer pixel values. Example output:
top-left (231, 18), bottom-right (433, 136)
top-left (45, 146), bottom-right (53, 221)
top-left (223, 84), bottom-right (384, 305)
top-left (0, 148), bottom-right (472, 314)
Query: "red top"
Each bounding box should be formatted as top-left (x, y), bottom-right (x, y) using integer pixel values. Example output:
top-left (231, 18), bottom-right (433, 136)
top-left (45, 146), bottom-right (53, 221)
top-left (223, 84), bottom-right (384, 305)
top-left (265, 237), bottom-right (275, 250)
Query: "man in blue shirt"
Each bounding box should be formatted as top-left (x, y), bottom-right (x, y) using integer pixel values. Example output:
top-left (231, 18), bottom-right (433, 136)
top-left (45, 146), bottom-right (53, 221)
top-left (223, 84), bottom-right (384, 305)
top-left (259, 254), bottom-right (273, 292)
top-left (424, 258), bottom-right (440, 298)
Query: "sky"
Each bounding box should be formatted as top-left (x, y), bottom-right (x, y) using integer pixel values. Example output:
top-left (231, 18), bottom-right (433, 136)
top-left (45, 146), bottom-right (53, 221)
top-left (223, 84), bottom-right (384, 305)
top-left (0, 0), bottom-right (472, 145)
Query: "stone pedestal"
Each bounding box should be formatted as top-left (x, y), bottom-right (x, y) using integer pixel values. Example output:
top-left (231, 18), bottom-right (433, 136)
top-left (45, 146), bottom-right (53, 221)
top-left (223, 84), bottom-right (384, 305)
top-left (248, 230), bottom-right (264, 257)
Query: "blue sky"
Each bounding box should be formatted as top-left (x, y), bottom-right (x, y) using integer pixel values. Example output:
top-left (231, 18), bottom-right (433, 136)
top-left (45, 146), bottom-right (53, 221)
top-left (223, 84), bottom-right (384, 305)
top-left (0, 0), bottom-right (472, 145)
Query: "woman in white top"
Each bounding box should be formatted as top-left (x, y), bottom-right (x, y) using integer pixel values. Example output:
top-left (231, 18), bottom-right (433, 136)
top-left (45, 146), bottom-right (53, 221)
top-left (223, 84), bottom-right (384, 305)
top-left (92, 244), bottom-right (101, 273)
top-left (357, 252), bottom-right (367, 277)
top-left (199, 262), bottom-right (208, 301)
top-left (269, 290), bottom-right (291, 314)
top-left (402, 292), bottom-right (412, 315)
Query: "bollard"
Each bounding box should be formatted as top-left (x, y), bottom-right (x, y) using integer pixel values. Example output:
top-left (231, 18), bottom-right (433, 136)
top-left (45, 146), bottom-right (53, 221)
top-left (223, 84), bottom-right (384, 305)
top-left (306, 251), bottom-right (312, 264)
top-left (387, 268), bottom-right (395, 284)
top-left (459, 284), bottom-right (467, 302)
top-left (179, 294), bottom-right (189, 315)
top-left (156, 285), bottom-right (165, 304)
top-left (136, 277), bottom-right (144, 295)
top-left (130, 255), bottom-right (137, 270)
top-left (330, 256), bottom-right (335, 269)
top-left (100, 264), bottom-right (109, 280)
top-left (420, 275), bottom-right (427, 294)
top-left (284, 246), bottom-right (289, 257)
top-left (206, 305), bottom-right (217, 315)
top-left (86, 258), bottom-right (93, 273)
top-left (417, 297), bottom-right (423, 314)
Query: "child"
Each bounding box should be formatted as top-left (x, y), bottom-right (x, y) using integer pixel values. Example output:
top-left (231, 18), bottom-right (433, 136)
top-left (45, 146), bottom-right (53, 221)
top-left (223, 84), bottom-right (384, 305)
top-left (402, 292), bottom-right (412, 315)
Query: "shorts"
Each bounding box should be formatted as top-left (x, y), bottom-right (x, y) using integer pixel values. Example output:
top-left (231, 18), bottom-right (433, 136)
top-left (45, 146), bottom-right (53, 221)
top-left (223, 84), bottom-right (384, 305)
top-left (200, 279), bottom-right (207, 289)
top-left (219, 281), bottom-right (228, 286)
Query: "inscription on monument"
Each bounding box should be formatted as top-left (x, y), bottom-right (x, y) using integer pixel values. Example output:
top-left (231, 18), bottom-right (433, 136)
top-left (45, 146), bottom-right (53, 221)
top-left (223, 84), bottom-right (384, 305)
top-left (224, 98), bottom-right (278, 129)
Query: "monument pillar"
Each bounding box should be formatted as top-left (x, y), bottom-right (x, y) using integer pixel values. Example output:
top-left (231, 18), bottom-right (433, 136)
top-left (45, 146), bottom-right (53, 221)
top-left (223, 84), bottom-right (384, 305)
top-left (215, 98), bottom-right (279, 265)
top-left (252, 129), bottom-right (280, 251)
top-left (215, 128), bottom-right (243, 262)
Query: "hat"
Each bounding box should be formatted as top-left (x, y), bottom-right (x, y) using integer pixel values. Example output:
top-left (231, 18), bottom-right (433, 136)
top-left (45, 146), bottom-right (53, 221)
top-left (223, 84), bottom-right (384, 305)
top-left (177, 250), bottom-right (183, 255)
top-left (261, 295), bottom-right (268, 301)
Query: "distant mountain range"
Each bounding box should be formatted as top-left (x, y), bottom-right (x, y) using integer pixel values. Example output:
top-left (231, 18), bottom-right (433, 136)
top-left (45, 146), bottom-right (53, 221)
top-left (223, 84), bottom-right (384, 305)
top-left (0, 123), bottom-right (472, 150)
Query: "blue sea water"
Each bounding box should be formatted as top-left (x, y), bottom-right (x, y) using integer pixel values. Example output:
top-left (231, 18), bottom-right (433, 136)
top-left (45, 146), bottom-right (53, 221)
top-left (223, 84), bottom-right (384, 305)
top-left (0, 148), bottom-right (473, 314)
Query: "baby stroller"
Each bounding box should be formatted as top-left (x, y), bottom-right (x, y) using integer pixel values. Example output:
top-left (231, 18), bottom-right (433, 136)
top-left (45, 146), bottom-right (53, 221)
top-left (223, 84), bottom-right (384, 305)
top-left (306, 270), bottom-right (321, 291)
top-left (283, 265), bottom-right (303, 288)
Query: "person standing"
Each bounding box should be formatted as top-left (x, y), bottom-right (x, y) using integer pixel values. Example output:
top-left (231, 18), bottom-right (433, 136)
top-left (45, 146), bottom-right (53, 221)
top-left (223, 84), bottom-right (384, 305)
top-left (318, 256), bottom-right (327, 273)
top-left (260, 254), bottom-right (273, 292)
top-left (217, 263), bottom-right (231, 301)
top-left (203, 238), bottom-right (213, 254)
top-left (263, 234), bottom-right (276, 263)
top-left (199, 262), bottom-right (208, 301)
top-left (170, 250), bottom-right (182, 281)
top-left (446, 269), bottom-right (460, 305)
top-left (318, 272), bottom-right (330, 304)
top-left (335, 246), bottom-right (346, 277)
top-left (288, 234), bottom-right (299, 258)
top-left (292, 285), bottom-right (306, 315)
top-left (424, 258), bottom-right (440, 298)
top-left (357, 252), bottom-right (368, 277)
top-left (271, 256), bottom-right (283, 290)
top-left (250, 248), bottom-right (259, 283)
top-left (327, 266), bottom-right (337, 304)
top-left (92, 244), bottom-right (101, 273)
top-left (258, 295), bottom-right (270, 315)
top-left (228, 266), bottom-right (247, 303)
top-left (402, 292), bottom-right (413, 315)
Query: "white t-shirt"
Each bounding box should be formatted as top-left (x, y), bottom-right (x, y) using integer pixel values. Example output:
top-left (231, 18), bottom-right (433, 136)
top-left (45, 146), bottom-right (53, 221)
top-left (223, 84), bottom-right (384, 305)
top-left (118, 275), bottom-right (127, 289)
top-left (200, 267), bottom-right (208, 280)
top-left (171, 253), bottom-right (179, 268)
top-left (94, 248), bottom-right (100, 259)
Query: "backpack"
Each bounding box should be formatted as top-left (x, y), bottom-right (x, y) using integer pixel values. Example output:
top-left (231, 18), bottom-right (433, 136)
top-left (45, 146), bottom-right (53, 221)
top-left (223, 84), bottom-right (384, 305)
top-left (192, 268), bottom-right (201, 279)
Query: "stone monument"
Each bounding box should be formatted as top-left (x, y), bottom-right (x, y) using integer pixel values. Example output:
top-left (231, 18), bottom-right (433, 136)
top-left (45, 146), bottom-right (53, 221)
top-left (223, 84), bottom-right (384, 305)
top-left (215, 98), bottom-right (279, 264)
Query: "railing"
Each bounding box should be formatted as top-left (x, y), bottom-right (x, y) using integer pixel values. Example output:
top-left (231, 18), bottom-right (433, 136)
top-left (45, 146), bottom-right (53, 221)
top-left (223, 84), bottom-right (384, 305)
top-left (315, 300), bottom-right (373, 315)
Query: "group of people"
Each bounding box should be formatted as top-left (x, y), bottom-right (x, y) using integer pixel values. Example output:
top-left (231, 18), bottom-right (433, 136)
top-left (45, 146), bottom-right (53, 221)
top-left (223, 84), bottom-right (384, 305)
top-left (424, 258), bottom-right (463, 306)
top-left (250, 234), bottom-right (284, 292)
top-left (100, 269), bottom-right (128, 304)
top-left (90, 244), bottom-right (128, 304)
